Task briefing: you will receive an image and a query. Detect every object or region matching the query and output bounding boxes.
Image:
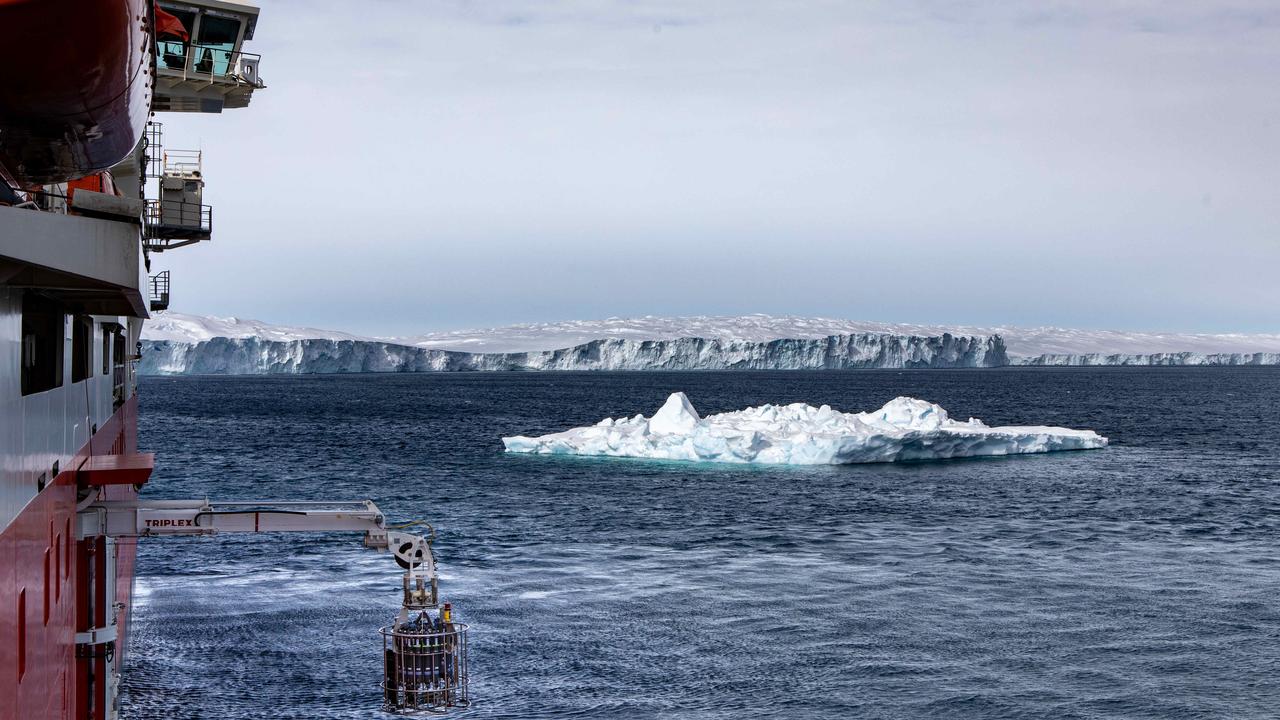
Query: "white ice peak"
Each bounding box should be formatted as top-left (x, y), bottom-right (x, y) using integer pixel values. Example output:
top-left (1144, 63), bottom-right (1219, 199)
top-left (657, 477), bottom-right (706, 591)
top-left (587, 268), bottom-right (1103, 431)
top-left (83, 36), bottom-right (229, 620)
top-left (647, 392), bottom-right (701, 435)
top-left (502, 393), bottom-right (1108, 465)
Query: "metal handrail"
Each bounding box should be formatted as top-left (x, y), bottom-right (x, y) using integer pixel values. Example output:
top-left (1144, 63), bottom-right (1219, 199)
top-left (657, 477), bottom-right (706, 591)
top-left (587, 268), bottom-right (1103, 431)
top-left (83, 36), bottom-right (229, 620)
top-left (155, 40), bottom-right (264, 87)
top-left (5, 186), bottom-right (71, 214)
top-left (145, 199), bottom-right (212, 234)
top-left (150, 271), bottom-right (171, 296)
top-left (163, 149), bottom-right (202, 177)
top-left (150, 271), bottom-right (171, 311)
top-left (144, 122), bottom-right (164, 179)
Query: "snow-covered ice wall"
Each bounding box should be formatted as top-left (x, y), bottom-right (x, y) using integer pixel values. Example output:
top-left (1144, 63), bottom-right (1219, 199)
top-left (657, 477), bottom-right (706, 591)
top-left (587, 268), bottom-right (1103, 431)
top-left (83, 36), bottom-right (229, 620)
top-left (138, 312), bottom-right (1280, 374)
top-left (502, 393), bottom-right (1109, 465)
top-left (139, 333), bottom-right (1007, 375)
top-left (1013, 352), bottom-right (1280, 366)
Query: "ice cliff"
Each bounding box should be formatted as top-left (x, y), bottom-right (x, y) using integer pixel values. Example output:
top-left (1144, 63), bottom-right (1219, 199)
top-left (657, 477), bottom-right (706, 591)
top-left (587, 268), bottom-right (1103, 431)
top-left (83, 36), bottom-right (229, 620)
top-left (1013, 352), bottom-right (1280, 366)
top-left (393, 314), bottom-right (1280, 357)
top-left (140, 333), bottom-right (1006, 375)
top-left (502, 392), bottom-right (1108, 465)
top-left (138, 312), bottom-right (1280, 375)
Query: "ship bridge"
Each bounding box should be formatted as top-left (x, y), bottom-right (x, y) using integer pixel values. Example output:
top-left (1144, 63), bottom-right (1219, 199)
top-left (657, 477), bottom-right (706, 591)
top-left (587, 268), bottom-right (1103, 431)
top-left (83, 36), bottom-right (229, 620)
top-left (154, 0), bottom-right (264, 113)
top-left (142, 1), bottom-right (269, 307)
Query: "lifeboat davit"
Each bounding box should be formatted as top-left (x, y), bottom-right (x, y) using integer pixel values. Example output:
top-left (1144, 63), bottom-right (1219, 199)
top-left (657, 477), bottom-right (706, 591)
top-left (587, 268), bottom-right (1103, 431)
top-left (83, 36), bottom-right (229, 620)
top-left (0, 0), bottom-right (153, 185)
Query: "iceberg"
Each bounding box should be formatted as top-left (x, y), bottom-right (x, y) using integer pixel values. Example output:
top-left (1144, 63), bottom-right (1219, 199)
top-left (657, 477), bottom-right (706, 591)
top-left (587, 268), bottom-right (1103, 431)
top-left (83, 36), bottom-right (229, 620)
top-left (501, 393), bottom-right (1108, 465)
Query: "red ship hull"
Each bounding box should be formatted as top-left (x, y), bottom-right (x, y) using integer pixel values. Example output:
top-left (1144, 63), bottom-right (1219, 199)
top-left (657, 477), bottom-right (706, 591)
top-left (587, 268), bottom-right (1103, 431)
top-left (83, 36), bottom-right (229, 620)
top-left (0, 0), bottom-right (152, 185)
top-left (0, 397), bottom-right (144, 720)
top-left (2, 0), bottom-right (264, 716)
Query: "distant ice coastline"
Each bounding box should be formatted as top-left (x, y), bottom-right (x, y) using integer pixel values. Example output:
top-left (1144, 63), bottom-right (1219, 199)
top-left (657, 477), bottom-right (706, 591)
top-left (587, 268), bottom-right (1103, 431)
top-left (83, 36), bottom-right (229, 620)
top-left (138, 312), bottom-right (1280, 375)
top-left (502, 393), bottom-right (1108, 465)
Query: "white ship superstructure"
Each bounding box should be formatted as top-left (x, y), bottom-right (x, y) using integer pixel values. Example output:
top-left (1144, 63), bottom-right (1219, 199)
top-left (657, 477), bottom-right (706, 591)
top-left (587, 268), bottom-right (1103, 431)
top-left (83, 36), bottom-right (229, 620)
top-left (0, 2), bottom-right (264, 717)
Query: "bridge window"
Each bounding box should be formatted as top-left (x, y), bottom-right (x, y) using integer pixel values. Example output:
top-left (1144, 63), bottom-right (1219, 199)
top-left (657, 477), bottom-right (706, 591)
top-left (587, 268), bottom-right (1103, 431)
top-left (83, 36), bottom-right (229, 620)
top-left (102, 325), bottom-right (110, 375)
top-left (196, 15), bottom-right (242, 76)
top-left (157, 7), bottom-right (195, 71)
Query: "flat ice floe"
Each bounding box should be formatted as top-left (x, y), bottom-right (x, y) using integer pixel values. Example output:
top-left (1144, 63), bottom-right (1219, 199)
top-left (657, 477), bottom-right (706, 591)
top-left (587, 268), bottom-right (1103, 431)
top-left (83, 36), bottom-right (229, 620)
top-left (502, 393), bottom-right (1108, 465)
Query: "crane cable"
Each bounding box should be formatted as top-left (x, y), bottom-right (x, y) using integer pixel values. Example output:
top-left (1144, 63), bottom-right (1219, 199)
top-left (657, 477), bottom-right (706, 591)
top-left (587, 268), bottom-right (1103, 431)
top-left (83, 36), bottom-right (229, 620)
top-left (387, 519), bottom-right (435, 544)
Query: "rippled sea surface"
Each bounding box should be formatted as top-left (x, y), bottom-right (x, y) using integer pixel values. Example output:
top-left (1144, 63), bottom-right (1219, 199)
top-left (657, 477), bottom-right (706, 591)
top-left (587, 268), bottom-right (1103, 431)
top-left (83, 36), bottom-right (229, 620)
top-left (120, 369), bottom-right (1280, 719)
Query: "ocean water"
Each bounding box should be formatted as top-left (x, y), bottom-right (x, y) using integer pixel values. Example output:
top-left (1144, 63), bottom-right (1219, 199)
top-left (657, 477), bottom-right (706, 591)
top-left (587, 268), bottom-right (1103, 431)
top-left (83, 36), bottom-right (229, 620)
top-left (120, 369), bottom-right (1280, 719)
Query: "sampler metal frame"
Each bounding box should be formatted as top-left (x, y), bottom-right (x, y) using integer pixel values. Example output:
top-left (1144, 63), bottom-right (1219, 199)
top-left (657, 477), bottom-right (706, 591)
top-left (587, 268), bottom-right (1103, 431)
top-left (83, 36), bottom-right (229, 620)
top-left (380, 621), bottom-right (472, 714)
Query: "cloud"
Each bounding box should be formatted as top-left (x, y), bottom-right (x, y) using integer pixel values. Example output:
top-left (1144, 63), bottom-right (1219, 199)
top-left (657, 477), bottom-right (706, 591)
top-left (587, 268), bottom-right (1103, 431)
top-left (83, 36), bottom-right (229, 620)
top-left (155, 0), bottom-right (1280, 334)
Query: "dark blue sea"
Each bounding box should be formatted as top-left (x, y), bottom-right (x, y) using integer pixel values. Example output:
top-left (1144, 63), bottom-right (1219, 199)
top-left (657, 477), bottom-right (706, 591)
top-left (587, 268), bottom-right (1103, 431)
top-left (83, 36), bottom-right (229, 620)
top-left (119, 369), bottom-right (1280, 719)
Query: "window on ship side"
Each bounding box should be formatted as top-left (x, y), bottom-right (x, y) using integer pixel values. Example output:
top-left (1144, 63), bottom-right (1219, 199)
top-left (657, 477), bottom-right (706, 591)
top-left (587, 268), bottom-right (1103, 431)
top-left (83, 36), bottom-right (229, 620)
top-left (72, 315), bottom-right (93, 383)
top-left (21, 293), bottom-right (64, 396)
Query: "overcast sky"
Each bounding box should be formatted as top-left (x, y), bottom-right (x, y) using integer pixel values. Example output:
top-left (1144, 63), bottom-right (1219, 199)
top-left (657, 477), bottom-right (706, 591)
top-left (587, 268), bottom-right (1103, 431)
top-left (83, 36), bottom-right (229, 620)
top-left (159, 0), bottom-right (1280, 336)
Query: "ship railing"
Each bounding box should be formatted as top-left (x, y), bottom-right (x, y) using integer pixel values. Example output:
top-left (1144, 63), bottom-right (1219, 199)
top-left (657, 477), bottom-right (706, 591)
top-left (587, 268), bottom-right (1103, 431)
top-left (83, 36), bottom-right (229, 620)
top-left (6, 186), bottom-right (125, 218)
top-left (150, 271), bottom-right (171, 312)
top-left (162, 150), bottom-right (202, 178)
top-left (8, 187), bottom-right (151, 227)
top-left (144, 199), bottom-right (212, 237)
top-left (144, 122), bottom-right (165, 179)
top-left (156, 40), bottom-right (264, 88)
top-left (7, 186), bottom-right (71, 214)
